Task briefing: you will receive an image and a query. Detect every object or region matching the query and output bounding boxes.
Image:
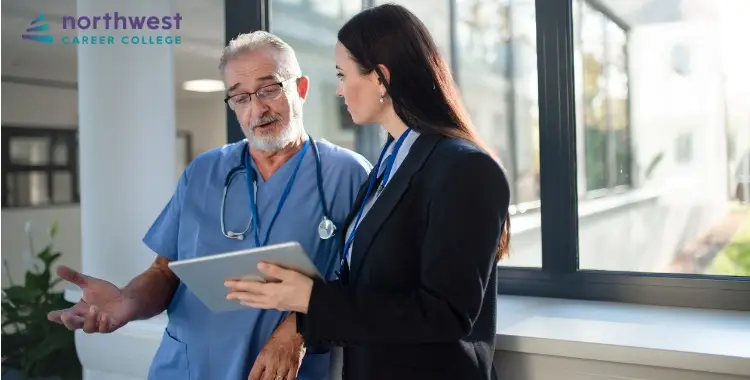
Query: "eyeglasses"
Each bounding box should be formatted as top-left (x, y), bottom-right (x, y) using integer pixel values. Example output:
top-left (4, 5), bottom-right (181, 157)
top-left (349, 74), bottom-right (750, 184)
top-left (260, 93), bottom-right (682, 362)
top-left (224, 77), bottom-right (297, 111)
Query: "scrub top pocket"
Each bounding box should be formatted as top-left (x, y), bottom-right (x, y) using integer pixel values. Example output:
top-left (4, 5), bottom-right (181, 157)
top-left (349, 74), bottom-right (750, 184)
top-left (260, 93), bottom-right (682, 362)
top-left (148, 329), bottom-right (191, 380)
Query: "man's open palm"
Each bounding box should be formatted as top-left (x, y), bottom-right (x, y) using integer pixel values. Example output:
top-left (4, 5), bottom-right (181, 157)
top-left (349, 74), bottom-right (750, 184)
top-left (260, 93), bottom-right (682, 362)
top-left (47, 265), bottom-right (135, 333)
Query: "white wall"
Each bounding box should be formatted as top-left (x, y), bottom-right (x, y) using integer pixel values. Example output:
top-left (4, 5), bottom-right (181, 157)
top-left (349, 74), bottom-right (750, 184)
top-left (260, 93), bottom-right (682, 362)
top-left (1, 82), bottom-right (226, 288)
top-left (2, 83), bottom-right (79, 126)
top-left (175, 96), bottom-right (227, 155)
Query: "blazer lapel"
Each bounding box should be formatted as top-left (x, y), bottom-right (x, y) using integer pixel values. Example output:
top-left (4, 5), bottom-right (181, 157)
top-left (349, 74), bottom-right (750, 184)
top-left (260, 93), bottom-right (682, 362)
top-left (349, 133), bottom-right (442, 282)
top-left (335, 176), bottom-right (371, 282)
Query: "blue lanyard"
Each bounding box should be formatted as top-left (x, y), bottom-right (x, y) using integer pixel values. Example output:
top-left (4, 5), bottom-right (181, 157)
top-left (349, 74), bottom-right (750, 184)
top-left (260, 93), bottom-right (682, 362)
top-left (244, 139), bottom-right (310, 247)
top-left (340, 129), bottom-right (411, 271)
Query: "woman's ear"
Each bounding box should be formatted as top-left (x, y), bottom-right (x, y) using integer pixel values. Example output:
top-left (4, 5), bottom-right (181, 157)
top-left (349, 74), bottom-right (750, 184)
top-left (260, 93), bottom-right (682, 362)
top-left (375, 64), bottom-right (391, 86)
top-left (373, 64), bottom-right (391, 98)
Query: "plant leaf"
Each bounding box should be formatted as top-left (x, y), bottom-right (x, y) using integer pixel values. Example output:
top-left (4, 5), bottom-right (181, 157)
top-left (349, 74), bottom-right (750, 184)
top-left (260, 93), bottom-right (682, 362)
top-left (3, 286), bottom-right (42, 304)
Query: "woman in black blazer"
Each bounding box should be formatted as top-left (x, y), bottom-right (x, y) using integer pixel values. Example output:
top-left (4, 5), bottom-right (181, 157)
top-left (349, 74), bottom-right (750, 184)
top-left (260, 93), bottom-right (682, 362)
top-left (225, 4), bottom-right (511, 380)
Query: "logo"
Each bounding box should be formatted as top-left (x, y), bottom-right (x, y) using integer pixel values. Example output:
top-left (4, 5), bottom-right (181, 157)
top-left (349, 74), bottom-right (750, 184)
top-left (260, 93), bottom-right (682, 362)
top-left (20, 12), bottom-right (183, 46)
top-left (22, 14), bottom-right (54, 44)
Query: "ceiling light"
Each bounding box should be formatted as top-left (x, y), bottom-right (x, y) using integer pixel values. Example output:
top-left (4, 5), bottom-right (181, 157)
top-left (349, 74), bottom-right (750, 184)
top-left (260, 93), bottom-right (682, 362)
top-left (182, 79), bottom-right (225, 93)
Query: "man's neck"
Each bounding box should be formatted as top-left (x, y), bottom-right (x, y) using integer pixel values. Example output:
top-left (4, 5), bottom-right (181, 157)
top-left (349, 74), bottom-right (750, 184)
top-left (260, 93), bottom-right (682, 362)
top-left (249, 135), bottom-right (306, 180)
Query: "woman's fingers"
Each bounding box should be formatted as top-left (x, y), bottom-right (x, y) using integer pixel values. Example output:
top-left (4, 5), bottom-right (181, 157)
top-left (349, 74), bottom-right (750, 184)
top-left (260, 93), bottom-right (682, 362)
top-left (225, 289), bottom-right (278, 310)
top-left (227, 290), bottom-right (267, 304)
top-left (225, 279), bottom-right (265, 294)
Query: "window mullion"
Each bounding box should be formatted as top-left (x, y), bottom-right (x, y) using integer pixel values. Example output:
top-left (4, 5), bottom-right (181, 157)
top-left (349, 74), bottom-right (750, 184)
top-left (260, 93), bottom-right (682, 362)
top-left (535, 0), bottom-right (580, 275)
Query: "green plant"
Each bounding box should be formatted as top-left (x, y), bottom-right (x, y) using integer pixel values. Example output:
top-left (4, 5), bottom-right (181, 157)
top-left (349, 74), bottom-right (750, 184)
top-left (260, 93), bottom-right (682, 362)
top-left (1, 221), bottom-right (82, 380)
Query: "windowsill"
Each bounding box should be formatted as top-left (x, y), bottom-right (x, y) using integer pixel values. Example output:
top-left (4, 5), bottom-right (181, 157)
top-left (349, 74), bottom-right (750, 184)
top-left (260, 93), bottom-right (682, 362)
top-left (495, 295), bottom-right (750, 376)
top-left (66, 290), bottom-right (750, 377)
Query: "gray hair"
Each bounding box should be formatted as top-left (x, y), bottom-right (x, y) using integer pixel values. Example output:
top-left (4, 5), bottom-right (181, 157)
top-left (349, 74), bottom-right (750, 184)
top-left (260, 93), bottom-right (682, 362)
top-left (219, 31), bottom-right (302, 78)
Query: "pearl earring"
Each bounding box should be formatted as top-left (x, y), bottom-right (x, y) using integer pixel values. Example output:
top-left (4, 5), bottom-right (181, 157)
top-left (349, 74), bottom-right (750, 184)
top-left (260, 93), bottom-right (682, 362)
top-left (379, 96), bottom-right (384, 104)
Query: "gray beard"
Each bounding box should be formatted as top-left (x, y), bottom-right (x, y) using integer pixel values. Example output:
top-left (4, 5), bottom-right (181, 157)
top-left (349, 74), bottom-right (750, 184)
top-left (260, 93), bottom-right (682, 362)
top-left (247, 120), bottom-right (304, 152)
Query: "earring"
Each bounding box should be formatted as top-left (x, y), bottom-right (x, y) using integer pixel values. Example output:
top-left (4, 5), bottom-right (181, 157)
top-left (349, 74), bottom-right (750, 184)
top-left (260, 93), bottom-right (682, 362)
top-left (379, 96), bottom-right (384, 104)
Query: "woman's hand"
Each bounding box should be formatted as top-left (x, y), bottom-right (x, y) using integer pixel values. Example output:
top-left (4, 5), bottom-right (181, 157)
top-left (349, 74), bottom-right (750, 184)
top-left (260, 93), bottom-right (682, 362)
top-left (225, 262), bottom-right (313, 314)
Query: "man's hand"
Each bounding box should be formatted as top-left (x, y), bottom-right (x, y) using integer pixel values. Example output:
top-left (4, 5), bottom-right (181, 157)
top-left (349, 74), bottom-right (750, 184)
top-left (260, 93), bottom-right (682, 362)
top-left (47, 265), bottom-right (137, 333)
top-left (248, 314), bottom-right (306, 380)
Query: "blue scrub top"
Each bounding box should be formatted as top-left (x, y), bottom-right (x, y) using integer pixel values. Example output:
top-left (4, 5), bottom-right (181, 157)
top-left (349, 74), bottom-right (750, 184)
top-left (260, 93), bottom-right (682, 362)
top-left (142, 138), bottom-right (371, 380)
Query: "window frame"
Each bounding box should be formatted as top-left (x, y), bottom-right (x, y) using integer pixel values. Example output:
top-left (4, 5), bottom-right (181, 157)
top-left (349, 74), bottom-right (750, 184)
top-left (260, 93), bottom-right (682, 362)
top-left (229, 0), bottom-right (750, 312)
top-left (1, 126), bottom-right (80, 208)
top-left (2, 127), bottom-right (194, 209)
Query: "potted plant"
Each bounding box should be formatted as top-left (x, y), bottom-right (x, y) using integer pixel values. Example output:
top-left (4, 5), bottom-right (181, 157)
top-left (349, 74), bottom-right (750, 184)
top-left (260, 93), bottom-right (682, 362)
top-left (1, 221), bottom-right (82, 380)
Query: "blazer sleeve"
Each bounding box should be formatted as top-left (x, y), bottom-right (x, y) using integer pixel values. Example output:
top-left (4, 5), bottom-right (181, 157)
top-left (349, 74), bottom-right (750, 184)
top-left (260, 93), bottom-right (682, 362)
top-left (295, 279), bottom-right (340, 353)
top-left (298, 151), bottom-right (511, 345)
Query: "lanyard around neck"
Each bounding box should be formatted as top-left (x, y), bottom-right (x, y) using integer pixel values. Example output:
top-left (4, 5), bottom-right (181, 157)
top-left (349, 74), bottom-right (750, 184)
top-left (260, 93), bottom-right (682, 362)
top-left (245, 139), bottom-right (310, 247)
top-left (340, 128), bottom-right (411, 272)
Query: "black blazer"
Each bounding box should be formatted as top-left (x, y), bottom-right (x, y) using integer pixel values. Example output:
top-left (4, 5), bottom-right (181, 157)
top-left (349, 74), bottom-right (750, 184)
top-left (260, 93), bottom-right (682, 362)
top-left (297, 133), bottom-right (510, 380)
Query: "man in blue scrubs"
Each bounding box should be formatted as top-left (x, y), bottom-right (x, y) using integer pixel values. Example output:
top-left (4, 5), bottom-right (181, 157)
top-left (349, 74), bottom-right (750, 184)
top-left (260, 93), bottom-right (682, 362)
top-left (47, 31), bottom-right (371, 380)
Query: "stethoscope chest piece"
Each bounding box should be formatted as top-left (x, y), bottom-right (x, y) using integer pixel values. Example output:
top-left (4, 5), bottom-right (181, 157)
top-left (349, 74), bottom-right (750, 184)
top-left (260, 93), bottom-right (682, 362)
top-left (318, 217), bottom-right (336, 240)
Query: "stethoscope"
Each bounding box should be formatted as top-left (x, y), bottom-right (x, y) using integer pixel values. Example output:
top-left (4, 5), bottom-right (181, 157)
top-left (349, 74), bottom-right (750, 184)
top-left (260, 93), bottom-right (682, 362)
top-left (220, 136), bottom-right (336, 245)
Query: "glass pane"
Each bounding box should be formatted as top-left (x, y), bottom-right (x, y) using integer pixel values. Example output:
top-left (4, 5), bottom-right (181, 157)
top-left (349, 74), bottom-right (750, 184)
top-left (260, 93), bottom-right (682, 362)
top-left (8, 171), bottom-right (49, 207)
top-left (607, 21), bottom-right (630, 187)
top-left (52, 171), bottom-right (73, 203)
top-left (373, 0), bottom-right (452, 70)
top-left (270, 1), bottom-right (364, 152)
top-left (580, 2), bottom-right (608, 191)
top-left (10, 137), bottom-right (50, 165)
top-left (574, 0), bottom-right (750, 277)
top-left (455, 0), bottom-right (541, 268)
top-left (52, 138), bottom-right (69, 165)
top-left (5, 173), bottom-right (16, 206)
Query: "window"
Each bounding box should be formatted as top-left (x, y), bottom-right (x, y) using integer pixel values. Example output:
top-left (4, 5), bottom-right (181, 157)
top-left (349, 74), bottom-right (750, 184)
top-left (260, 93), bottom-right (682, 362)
top-left (2, 127), bottom-right (194, 208)
top-left (574, 0), bottom-right (749, 279)
top-left (236, 0), bottom-right (750, 311)
top-left (373, 0), bottom-right (452, 66)
top-left (268, 0), bottom-right (364, 152)
top-left (455, 0), bottom-right (541, 267)
top-left (675, 132), bottom-right (693, 163)
top-left (2, 127), bottom-right (79, 208)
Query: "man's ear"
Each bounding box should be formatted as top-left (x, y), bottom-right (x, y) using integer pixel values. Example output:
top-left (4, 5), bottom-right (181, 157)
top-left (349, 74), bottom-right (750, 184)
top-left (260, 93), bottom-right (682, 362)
top-left (296, 76), bottom-right (310, 102)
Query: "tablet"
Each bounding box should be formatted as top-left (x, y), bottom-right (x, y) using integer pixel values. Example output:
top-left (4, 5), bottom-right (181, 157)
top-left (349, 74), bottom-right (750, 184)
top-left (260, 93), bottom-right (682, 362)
top-left (167, 241), bottom-right (323, 313)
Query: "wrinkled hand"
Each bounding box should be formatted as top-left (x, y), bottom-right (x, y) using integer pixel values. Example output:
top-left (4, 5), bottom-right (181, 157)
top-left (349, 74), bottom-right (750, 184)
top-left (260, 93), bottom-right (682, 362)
top-left (47, 265), bottom-right (136, 333)
top-left (248, 324), bottom-right (305, 380)
top-left (225, 263), bottom-right (313, 314)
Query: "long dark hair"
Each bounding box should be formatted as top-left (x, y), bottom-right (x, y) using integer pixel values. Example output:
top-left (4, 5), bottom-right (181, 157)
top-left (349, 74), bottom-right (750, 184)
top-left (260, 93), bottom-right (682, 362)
top-left (338, 3), bottom-right (510, 260)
